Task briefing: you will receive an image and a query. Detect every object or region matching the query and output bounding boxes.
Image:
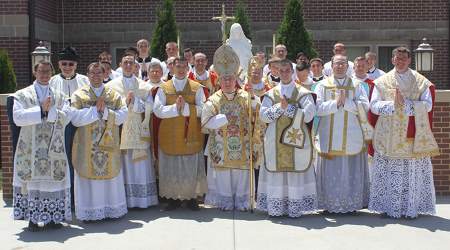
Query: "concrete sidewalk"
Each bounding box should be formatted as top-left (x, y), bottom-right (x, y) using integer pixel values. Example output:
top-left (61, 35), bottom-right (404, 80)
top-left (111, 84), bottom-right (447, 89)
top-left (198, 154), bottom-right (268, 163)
top-left (2, 195), bottom-right (450, 250)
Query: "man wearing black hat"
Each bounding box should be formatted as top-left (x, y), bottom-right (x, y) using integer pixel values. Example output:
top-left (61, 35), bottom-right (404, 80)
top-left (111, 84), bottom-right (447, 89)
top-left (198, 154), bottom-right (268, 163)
top-left (50, 46), bottom-right (89, 100)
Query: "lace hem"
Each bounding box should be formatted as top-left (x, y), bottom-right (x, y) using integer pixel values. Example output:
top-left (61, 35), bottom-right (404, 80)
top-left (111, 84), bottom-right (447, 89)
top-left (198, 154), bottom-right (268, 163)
top-left (13, 187), bottom-right (72, 225)
top-left (368, 153), bottom-right (436, 218)
top-left (256, 193), bottom-right (317, 217)
top-left (205, 193), bottom-right (250, 211)
top-left (76, 204), bottom-right (128, 221)
top-left (126, 196), bottom-right (159, 208)
top-left (125, 183), bottom-right (158, 198)
top-left (318, 196), bottom-right (367, 213)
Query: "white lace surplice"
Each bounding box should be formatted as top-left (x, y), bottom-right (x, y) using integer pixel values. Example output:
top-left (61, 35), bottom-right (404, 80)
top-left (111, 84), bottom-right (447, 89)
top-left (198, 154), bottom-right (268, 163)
top-left (368, 83), bottom-right (435, 218)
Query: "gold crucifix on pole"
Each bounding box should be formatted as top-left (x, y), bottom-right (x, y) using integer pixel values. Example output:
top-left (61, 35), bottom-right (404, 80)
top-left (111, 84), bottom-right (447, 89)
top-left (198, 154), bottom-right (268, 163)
top-left (212, 4), bottom-right (235, 44)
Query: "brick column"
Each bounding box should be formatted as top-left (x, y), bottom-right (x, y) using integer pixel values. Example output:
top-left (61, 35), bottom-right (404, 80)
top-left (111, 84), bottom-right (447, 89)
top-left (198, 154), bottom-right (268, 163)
top-left (431, 91), bottom-right (450, 195)
top-left (0, 94), bottom-right (13, 199)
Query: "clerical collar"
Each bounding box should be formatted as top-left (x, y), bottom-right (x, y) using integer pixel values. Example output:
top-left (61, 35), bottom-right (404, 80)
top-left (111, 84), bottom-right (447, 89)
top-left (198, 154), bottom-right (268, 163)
top-left (194, 69), bottom-right (209, 80)
top-left (90, 84), bottom-right (104, 97)
top-left (355, 75), bottom-right (368, 82)
top-left (35, 80), bottom-right (49, 88)
top-left (334, 76), bottom-right (347, 86)
top-left (269, 74), bottom-right (280, 82)
top-left (173, 77), bottom-right (187, 90)
top-left (367, 66), bottom-right (376, 74)
top-left (150, 80), bottom-right (163, 86)
top-left (313, 75), bottom-right (324, 82)
top-left (34, 80), bottom-right (50, 101)
top-left (103, 77), bottom-right (112, 84)
top-left (136, 56), bottom-right (152, 63)
top-left (252, 82), bottom-right (264, 90)
top-left (123, 74), bottom-right (134, 79)
top-left (280, 81), bottom-right (295, 98)
top-left (60, 73), bottom-right (77, 80)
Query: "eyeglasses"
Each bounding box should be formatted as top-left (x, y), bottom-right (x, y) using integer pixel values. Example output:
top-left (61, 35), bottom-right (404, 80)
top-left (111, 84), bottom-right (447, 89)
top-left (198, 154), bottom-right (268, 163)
top-left (36, 69), bottom-right (52, 74)
top-left (122, 60), bottom-right (135, 65)
top-left (61, 62), bottom-right (75, 67)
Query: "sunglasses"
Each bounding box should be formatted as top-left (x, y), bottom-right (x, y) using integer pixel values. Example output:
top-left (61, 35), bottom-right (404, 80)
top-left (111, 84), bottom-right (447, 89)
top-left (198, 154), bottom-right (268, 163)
top-left (61, 62), bottom-right (75, 67)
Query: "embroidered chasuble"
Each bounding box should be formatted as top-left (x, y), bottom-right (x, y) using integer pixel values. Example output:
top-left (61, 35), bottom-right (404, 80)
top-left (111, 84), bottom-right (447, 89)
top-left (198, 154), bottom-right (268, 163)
top-left (370, 69), bottom-right (439, 159)
top-left (202, 89), bottom-right (260, 169)
top-left (13, 85), bottom-right (70, 186)
top-left (71, 85), bottom-right (124, 179)
top-left (314, 77), bottom-right (371, 158)
top-left (263, 85), bottom-right (314, 172)
top-left (158, 79), bottom-right (205, 155)
top-left (106, 76), bottom-right (152, 161)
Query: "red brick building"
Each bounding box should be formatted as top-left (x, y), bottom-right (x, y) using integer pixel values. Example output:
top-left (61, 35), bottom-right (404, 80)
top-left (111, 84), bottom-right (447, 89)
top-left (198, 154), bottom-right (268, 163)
top-left (0, 0), bottom-right (449, 198)
top-left (0, 0), bottom-right (449, 88)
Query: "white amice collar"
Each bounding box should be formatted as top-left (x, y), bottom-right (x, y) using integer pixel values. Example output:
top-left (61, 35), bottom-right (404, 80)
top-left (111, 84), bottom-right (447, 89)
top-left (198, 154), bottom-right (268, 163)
top-left (91, 84), bottom-right (104, 97)
top-left (252, 82), bottom-right (264, 90)
top-left (280, 81), bottom-right (295, 98)
top-left (173, 77), bottom-right (187, 91)
top-left (194, 69), bottom-right (209, 81)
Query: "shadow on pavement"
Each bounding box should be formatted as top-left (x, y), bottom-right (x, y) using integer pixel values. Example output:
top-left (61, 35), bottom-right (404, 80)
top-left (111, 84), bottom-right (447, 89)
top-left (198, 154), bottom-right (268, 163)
top-left (9, 196), bottom-right (450, 243)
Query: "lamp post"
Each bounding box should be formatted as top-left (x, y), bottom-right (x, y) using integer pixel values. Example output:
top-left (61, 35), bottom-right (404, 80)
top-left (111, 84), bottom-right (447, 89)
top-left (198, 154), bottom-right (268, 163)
top-left (414, 38), bottom-right (434, 72)
top-left (31, 41), bottom-right (51, 70)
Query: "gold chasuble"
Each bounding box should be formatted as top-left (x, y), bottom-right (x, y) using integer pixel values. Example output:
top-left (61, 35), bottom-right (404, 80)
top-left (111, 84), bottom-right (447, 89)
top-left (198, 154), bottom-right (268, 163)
top-left (71, 85), bottom-right (124, 180)
top-left (13, 86), bottom-right (69, 186)
top-left (373, 70), bottom-right (439, 159)
top-left (158, 79), bottom-right (204, 155)
top-left (204, 89), bottom-right (259, 169)
top-left (106, 76), bottom-right (152, 161)
top-left (264, 85), bottom-right (314, 172)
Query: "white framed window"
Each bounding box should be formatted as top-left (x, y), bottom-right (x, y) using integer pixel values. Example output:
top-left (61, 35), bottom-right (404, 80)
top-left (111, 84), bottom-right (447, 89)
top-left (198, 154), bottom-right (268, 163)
top-left (110, 43), bottom-right (133, 69)
top-left (344, 42), bottom-right (408, 72)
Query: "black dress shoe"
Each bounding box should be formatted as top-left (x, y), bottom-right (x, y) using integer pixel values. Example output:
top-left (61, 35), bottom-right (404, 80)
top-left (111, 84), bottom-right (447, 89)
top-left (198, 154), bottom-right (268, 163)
top-left (187, 199), bottom-right (200, 211)
top-left (27, 221), bottom-right (44, 232)
top-left (47, 221), bottom-right (63, 229)
top-left (163, 199), bottom-right (181, 211)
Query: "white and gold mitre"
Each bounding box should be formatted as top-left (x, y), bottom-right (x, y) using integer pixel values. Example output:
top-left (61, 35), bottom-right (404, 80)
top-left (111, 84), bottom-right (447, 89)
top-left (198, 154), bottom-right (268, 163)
top-left (213, 45), bottom-right (240, 77)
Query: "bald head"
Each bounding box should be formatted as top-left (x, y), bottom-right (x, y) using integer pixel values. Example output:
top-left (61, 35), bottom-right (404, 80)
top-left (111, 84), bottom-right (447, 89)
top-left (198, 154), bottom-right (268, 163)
top-left (165, 42), bottom-right (178, 58)
top-left (333, 43), bottom-right (347, 56)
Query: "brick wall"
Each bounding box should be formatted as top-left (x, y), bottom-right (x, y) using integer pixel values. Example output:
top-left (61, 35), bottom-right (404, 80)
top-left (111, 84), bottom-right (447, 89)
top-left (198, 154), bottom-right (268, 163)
top-left (0, 37), bottom-right (30, 88)
top-left (50, 0), bottom-right (450, 24)
top-left (2, 92), bottom-right (450, 198)
top-left (303, 0), bottom-right (449, 22)
top-left (35, 0), bottom-right (59, 23)
top-left (431, 101), bottom-right (450, 196)
top-left (60, 0), bottom-right (287, 24)
top-left (0, 0), bottom-right (28, 15)
top-left (0, 101), bottom-right (13, 198)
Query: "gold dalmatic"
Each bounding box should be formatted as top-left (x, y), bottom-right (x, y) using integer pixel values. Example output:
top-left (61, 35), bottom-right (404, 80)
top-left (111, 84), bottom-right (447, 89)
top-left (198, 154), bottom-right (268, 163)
top-left (158, 79), bottom-right (204, 155)
top-left (71, 85), bottom-right (124, 180)
top-left (373, 69), bottom-right (439, 159)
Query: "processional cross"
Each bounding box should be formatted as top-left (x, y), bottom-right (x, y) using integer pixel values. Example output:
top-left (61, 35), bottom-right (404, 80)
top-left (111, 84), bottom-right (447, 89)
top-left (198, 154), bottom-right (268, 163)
top-left (212, 4), bottom-right (235, 44)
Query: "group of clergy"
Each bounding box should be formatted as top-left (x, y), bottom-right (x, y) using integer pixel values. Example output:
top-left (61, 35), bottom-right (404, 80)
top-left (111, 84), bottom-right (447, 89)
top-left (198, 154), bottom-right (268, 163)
top-left (10, 39), bottom-right (439, 232)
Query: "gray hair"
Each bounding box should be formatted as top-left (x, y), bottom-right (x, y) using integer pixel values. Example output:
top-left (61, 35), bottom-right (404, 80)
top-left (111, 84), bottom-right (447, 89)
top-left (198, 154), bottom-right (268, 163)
top-left (148, 61), bottom-right (163, 71)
